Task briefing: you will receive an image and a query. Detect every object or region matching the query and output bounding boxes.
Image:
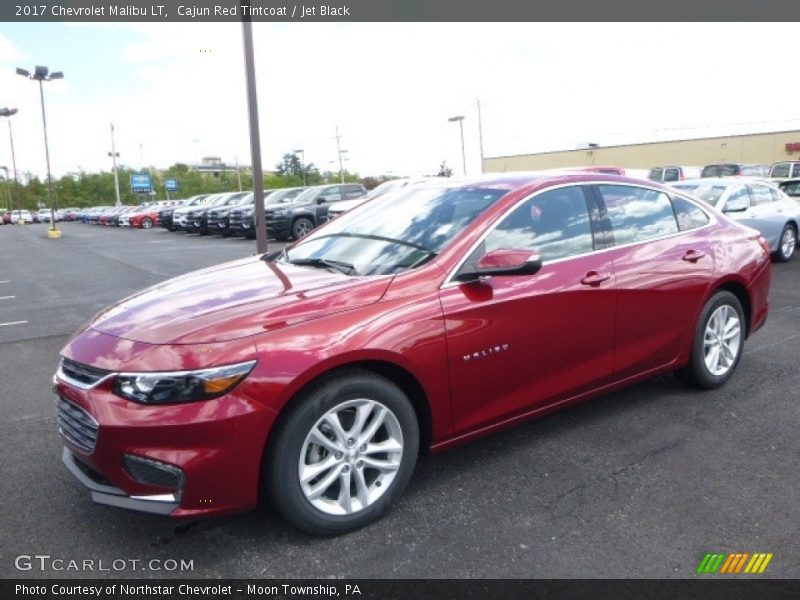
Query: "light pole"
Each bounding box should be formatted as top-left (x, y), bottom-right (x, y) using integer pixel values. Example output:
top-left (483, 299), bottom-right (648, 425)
top-left (108, 123), bottom-right (122, 207)
top-left (0, 107), bottom-right (19, 212)
top-left (17, 65), bottom-right (63, 235)
top-left (293, 148), bottom-right (306, 186)
top-left (242, 19), bottom-right (267, 254)
top-left (448, 115), bottom-right (466, 176)
top-left (0, 166), bottom-right (10, 211)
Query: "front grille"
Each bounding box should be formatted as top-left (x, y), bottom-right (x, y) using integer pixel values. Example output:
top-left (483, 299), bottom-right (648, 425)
top-left (60, 358), bottom-right (111, 387)
top-left (123, 454), bottom-right (183, 489)
top-left (57, 398), bottom-right (99, 453)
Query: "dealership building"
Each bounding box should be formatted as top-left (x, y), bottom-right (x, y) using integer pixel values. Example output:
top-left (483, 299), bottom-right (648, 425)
top-left (483, 129), bottom-right (800, 174)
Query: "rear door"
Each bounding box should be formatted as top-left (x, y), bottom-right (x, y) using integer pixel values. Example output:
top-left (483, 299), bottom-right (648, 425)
top-left (745, 183), bottom-right (789, 250)
top-left (593, 183), bottom-right (715, 378)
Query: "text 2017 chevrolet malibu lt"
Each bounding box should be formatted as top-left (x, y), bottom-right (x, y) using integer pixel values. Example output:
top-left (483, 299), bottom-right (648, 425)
top-left (54, 173), bottom-right (771, 534)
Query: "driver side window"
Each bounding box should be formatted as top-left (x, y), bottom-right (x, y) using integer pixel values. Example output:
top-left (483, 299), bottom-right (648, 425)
top-left (484, 186), bottom-right (594, 262)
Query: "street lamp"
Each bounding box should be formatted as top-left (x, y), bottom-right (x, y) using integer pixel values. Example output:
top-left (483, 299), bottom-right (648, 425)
top-left (293, 148), bottom-right (306, 186)
top-left (0, 107), bottom-right (19, 212)
top-left (17, 65), bottom-right (64, 236)
top-left (108, 123), bottom-right (122, 207)
top-left (448, 115), bottom-right (466, 176)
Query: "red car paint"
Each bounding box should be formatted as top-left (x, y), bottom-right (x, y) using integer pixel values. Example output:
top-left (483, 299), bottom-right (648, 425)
top-left (54, 173), bottom-right (771, 519)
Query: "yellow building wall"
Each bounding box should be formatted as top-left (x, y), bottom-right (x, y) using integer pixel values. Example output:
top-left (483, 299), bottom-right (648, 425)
top-left (484, 130), bottom-right (800, 173)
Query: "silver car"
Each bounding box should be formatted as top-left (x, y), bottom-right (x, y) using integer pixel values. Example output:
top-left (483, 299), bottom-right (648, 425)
top-left (673, 178), bottom-right (799, 262)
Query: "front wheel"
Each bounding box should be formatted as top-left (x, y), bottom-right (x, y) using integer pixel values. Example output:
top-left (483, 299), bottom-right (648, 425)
top-left (291, 218), bottom-right (314, 240)
top-left (678, 290), bottom-right (745, 389)
top-left (265, 370), bottom-right (419, 534)
top-left (141, 217), bottom-right (153, 229)
top-left (773, 224), bottom-right (796, 263)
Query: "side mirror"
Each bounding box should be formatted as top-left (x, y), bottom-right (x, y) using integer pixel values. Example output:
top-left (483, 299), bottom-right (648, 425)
top-left (454, 248), bottom-right (542, 282)
top-left (316, 197), bottom-right (328, 205)
top-left (723, 197), bottom-right (749, 212)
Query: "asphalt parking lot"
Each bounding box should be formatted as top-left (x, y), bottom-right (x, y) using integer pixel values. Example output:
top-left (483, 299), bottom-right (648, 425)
top-left (1, 222), bottom-right (799, 579)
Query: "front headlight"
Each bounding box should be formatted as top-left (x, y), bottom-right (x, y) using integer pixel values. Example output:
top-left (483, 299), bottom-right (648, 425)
top-left (270, 209), bottom-right (287, 217)
top-left (242, 208), bottom-right (254, 216)
top-left (113, 360), bottom-right (257, 405)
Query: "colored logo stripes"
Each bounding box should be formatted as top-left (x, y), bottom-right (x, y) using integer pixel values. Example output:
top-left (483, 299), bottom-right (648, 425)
top-left (697, 552), bottom-right (773, 574)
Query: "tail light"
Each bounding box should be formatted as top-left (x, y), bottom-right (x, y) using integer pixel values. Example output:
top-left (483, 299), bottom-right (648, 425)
top-left (758, 236), bottom-right (771, 255)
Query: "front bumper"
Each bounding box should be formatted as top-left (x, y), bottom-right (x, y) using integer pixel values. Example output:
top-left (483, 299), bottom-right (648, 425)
top-left (266, 215), bottom-right (290, 237)
top-left (54, 350), bottom-right (277, 518)
top-left (62, 447), bottom-right (179, 515)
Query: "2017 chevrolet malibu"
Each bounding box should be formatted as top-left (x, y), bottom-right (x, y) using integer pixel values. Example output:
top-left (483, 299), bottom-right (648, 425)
top-left (54, 173), bottom-right (771, 534)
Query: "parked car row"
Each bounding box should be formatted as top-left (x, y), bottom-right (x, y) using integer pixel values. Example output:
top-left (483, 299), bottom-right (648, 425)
top-left (162, 183), bottom-right (374, 241)
top-left (1, 208), bottom-right (64, 224)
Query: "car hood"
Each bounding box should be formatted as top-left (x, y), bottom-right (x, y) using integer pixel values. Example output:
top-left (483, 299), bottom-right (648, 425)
top-left (89, 256), bottom-right (392, 344)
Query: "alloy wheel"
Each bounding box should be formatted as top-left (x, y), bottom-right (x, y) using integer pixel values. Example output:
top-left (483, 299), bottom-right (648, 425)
top-left (703, 305), bottom-right (742, 376)
top-left (298, 399), bottom-right (404, 516)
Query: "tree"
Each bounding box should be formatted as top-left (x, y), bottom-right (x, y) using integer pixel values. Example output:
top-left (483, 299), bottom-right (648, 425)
top-left (437, 161), bottom-right (453, 178)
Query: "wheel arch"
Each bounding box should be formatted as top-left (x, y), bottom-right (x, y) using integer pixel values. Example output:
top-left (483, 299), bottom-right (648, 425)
top-left (712, 279), bottom-right (752, 338)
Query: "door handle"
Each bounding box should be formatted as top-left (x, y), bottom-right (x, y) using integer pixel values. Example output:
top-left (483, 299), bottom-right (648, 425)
top-left (682, 250), bottom-right (706, 262)
top-left (581, 271), bottom-right (612, 286)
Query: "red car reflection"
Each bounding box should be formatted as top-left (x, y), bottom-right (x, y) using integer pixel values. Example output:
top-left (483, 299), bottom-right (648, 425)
top-left (54, 173), bottom-right (771, 534)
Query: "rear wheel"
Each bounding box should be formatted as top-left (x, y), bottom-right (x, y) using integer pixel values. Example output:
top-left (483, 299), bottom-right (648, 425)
top-left (265, 370), bottom-right (419, 534)
top-left (678, 290), bottom-right (744, 389)
top-left (773, 224), bottom-right (796, 263)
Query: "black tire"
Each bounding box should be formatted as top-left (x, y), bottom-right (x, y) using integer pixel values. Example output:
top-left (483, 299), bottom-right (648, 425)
top-left (141, 217), bottom-right (153, 229)
top-left (264, 369), bottom-right (419, 535)
top-left (291, 218), bottom-right (314, 240)
top-left (773, 223), bottom-right (797, 263)
top-left (678, 290), bottom-right (745, 389)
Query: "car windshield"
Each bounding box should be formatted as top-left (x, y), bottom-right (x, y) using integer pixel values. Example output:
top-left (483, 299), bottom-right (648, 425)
top-left (740, 165), bottom-right (768, 177)
top-left (278, 185), bottom-right (508, 276)
top-left (673, 183), bottom-right (727, 206)
top-left (701, 164), bottom-right (738, 177)
top-left (267, 188), bottom-right (303, 204)
top-left (366, 179), bottom-right (408, 199)
top-left (292, 187), bottom-right (327, 204)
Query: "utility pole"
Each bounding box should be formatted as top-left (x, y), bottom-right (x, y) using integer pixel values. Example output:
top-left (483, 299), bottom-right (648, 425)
top-left (477, 99), bottom-right (485, 174)
top-left (109, 123), bottom-right (122, 207)
top-left (335, 127), bottom-right (345, 184)
top-left (235, 156), bottom-right (242, 191)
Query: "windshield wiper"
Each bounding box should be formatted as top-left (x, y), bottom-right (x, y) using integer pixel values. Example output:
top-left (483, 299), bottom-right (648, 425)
top-left (288, 257), bottom-right (358, 276)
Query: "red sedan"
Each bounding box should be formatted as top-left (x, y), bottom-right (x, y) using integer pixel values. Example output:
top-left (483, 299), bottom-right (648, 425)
top-left (54, 173), bottom-right (771, 533)
top-left (119, 206), bottom-right (159, 228)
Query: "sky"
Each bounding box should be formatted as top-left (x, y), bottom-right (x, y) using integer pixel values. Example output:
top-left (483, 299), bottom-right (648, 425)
top-left (0, 22), bottom-right (799, 181)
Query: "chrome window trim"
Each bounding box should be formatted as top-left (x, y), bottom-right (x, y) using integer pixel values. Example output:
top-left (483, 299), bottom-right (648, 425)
top-left (441, 180), bottom-right (718, 290)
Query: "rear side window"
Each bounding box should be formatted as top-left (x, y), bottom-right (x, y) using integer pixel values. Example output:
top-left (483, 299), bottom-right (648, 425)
top-left (648, 168), bottom-right (663, 181)
top-left (771, 163), bottom-right (791, 178)
top-left (597, 185), bottom-right (679, 245)
top-left (748, 185), bottom-right (774, 205)
top-left (671, 195), bottom-right (710, 231)
top-left (319, 187), bottom-right (343, 202)
top-left (342, 185), bottom-right (365, 199)
top-left (663, 168), bottom-right (680, 182)
top-left (792, 164), bottom-right (800, 178)
top-left (484, 185), bottom-right (594, 262)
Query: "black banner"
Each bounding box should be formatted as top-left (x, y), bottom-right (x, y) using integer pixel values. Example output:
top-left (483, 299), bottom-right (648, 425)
top-left (4, 579), bottom-right (800, 600)
top-left (2, 0), bottom-right (800, 22)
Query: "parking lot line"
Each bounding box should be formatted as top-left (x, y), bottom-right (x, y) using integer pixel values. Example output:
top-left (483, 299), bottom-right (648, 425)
top-left (0, 320), bottom-right (27, 327)
top-left (0, 295), bottom-right (16, 300)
